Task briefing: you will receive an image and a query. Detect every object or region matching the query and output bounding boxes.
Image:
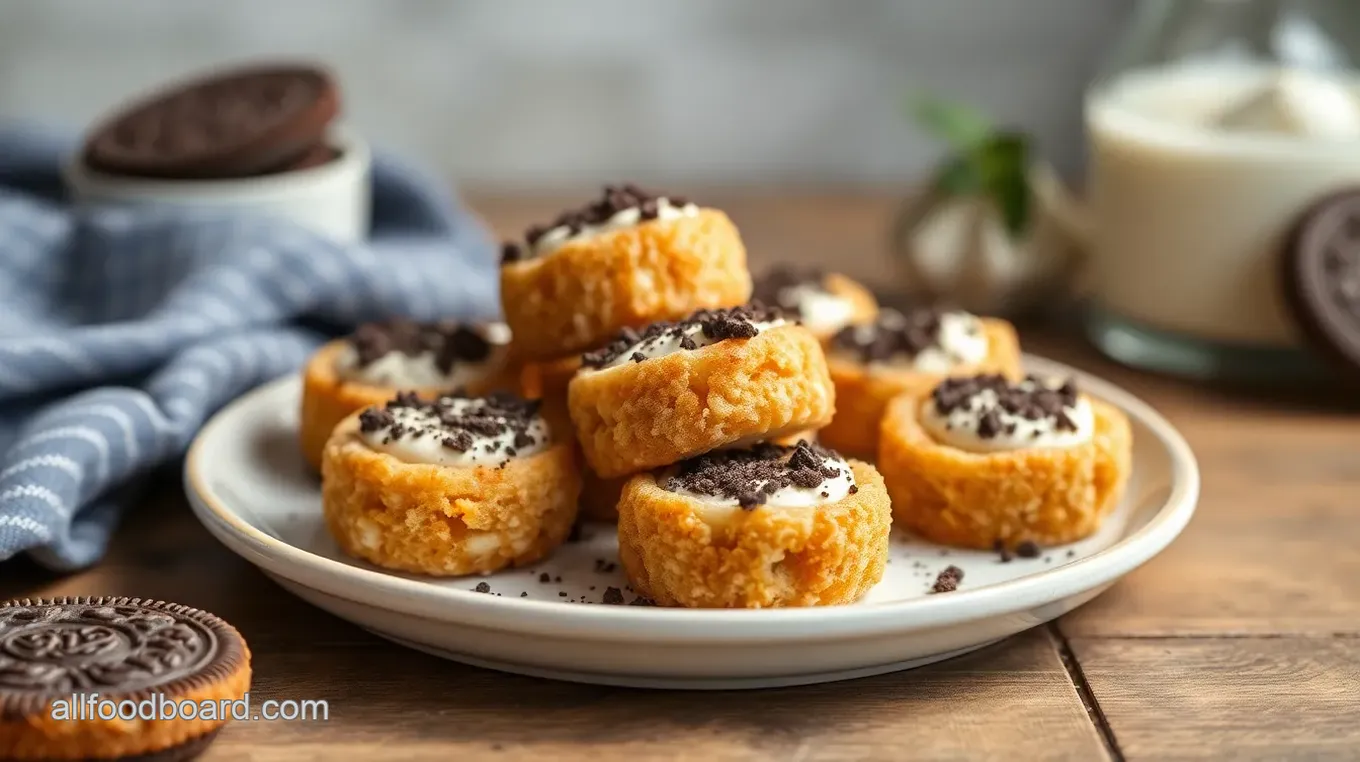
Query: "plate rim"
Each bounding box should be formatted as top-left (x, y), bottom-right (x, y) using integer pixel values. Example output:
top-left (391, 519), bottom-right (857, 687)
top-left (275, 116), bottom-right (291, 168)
top-left (185, 353), bottom-right (1200, 642)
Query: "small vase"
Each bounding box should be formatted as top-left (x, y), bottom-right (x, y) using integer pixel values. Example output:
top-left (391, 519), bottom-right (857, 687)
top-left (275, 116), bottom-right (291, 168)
top-left (890, 161), bottom-right (1090, 320)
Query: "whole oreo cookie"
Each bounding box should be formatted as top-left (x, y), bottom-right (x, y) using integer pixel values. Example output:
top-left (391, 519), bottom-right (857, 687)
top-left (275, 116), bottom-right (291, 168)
top-left (82, 63), bottom-right (339, 180)
top-left (0, 597), bottom-right (250, 761)
top-left (1282, 190), bottom-right (1360, 381)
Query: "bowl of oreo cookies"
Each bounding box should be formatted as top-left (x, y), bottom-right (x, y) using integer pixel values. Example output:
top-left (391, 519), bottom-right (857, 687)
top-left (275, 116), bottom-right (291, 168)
top-left (64, 61), bottom-right (370, 243)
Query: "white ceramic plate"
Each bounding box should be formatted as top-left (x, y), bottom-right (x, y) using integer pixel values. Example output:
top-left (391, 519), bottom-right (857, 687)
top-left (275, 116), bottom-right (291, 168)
top-left (185, 355), bottom-right (1198, 689)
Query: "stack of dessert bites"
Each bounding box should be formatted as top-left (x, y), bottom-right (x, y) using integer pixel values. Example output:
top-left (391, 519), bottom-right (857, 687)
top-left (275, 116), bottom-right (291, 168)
top-left (501, 186), bottom-right (894, 608)
top-left (300, 184), bottom-right (1134, 609)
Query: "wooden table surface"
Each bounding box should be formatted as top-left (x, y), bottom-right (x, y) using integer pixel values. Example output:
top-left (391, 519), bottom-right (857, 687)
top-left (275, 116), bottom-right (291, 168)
top-left (6, 193), bottom-right (1360, 761)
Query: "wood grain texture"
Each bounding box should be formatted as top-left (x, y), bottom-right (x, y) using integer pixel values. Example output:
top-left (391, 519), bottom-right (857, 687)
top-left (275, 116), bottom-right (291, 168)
top-left (4, 484), bottom-right (1105, 762)
top-left (1029, 338), bottom-right (1360, 637)
top-left (1071, 637), bottom-right (1360, 762)
top-left (4, 193), bottom-right (1360, 759)
top-left (204, 628), bottom-right (1105, 762)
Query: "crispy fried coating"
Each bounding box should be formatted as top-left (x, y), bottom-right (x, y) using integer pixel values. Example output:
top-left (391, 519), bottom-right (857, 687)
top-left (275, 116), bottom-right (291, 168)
top-left (500, 209), bottom-right (751, 360)
top-left (878, 390), bottom-right (1132, 549)
top-left (568, 325), bottom-right (835, 478)
top-left (616, 461), bottom-right (891, 608)
top-left (321, 414), bottom-right (580, 576)
top-left (299, 339), bottom-right (513, 470)
top-left (819, 318), bottom-right (1022, 460)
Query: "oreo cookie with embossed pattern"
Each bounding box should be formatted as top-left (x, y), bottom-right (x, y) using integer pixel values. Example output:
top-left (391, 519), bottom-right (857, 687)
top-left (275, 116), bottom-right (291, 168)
top-left (1282, 189), bottom-right (1360, 382)
top-left (82, 63), bottom-right (339, 180)
top-left (0, 597), bottom-right (250, 761)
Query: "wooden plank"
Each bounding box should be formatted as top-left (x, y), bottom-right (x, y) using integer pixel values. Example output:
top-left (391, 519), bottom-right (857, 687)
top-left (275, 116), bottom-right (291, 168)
top-left (6, 486), bottom-right (1105, 760)
top-left (1031, 336), bottom-right (1360, 636)
top-left (5, 192), bottom-right (1354, 757)
top-left (1070, 637), bottom-right (1360, 761)
top-left (203, 629), bottom-right (1107, 762)
top-left (0, 485), bottom-right (370, 649)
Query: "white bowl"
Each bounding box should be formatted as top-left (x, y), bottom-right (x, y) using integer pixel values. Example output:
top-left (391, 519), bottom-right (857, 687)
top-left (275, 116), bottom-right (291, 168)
top-left (185, 354), bottom-right (1199, 689)
top-left (63, 126), bottom-right (370, 243)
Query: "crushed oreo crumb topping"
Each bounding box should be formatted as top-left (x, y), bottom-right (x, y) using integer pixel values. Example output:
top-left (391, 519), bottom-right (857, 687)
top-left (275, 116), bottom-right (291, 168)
top-left (752, 265), bottom-right (829, 316)
top-left (474, 581), bottom-right (491, 594)
top-left (993, 539), bottom-right (1014, 563)
top-left (356, 391), bottom-right (544, 458)
top-left (580, 303), bottom-right (783, 369)
top-left (930, 565), bottom-right (964, 594)
top-left (602, 587), bottom-right (625, 605)
top-left (1015, 540), bottom-right (1042, 559)
top-left (832, 308), bottom-right (952, 363)
top-left (931, 374), bottom-right (1081, 439)
top-left (519, 184), bottom-right (691, 248)
top-left (663, 441), bottom-right (848, 510)
top-left (348, 319), bottom-right (496, 375)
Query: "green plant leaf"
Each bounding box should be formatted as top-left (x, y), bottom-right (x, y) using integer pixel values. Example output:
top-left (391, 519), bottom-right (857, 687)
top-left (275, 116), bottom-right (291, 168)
top-left (933, 156), bottom-right (981, 195)
top-left (989, 163), bottom-right (1031, 238)
top-left (911, 95), bottom-right (993, 151)
top-left (913, 98), bottom-right (1033, 239)
top-left (976, 132), bottom-right (1032, 237)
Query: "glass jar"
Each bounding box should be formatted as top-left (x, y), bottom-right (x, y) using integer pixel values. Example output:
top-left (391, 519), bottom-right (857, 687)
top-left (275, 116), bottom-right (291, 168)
top-left (1084, 0), bottom-right (1360, 382)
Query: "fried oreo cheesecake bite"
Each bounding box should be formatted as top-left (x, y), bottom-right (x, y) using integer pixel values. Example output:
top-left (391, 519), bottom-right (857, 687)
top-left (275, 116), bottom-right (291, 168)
top-left (567, 304), bottom-right (835, 478)
top-left (321, 391), bottom-right (580, 576)
top-left (513, 355), bottom-right (627, 523)
top-left (499, 185), bottom-right (752, 359)
top-left (879, 374), bottom-right (1132, 550)
top-left (617, 441), bottom-right (890, 608)
top-left (819, 307), bottom-right (1022, 459)
top-left (300, 319), bottom-right (514, 469)
top-left (752, 265), bottom-right (878, 342)
top-left (0, 597), bottom-right (249, 761)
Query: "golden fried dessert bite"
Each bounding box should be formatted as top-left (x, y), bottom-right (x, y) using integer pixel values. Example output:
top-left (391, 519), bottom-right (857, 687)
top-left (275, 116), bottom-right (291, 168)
top-left (752, 265), bottom-right (878, 342)
top-left (567, 304), bottom-right (835, 478)
top-left (500, 185), bottom-right (751, 360)
top-left (321, 391), bottom-right (579, 576)
top-left (878, 374), bottom-right (1132, 550)
top-left (617, 441), bottom-right (891, 608)
top-left (299, 319), bottom-right (513, 469)
top-left (819, 308), bottom-right (1021, 459)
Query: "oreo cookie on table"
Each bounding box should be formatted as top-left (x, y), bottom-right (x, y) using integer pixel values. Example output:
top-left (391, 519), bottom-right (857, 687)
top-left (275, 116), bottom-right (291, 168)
top-left (1281, 189), bottom-right (1360, 382)
top-left (0, 597), bottom-right (250, 761)
top-left (81, 63), bottom-right (340, 180)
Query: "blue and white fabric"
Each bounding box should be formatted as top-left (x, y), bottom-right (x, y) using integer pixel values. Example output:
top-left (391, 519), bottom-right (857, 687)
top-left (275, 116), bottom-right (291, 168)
top-left (0, 125), bottom-right (497, 570)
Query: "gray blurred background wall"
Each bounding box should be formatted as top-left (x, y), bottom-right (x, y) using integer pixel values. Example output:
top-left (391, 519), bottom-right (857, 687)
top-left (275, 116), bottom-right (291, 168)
top-left (0, 0), bottom-right (1133, 189)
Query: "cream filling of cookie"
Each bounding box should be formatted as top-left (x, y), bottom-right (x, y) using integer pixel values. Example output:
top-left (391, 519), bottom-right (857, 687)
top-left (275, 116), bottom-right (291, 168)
top-left (531, 198), bottom-right (699, 256)
top-left (921, 382), bottom-right (1094, 453)
top-left (335, 323), bottom-right (511, 388)
top-left (668, 456), bottom-right (855, 509)
top-left (461, 531), bottom-right (532, 557)
top-left (351, 517), bottom-right (528, 557)
top-left (781, 283), bottom-right (855, 335)
top-left (594, 319), bottom-right (786, 371)
top-left (847, 310), bottom-right (988, 373)
top-left (359, 398), bottom-right (549, 467)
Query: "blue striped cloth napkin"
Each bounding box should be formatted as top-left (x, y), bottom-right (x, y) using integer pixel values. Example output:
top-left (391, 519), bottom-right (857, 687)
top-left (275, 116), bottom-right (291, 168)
top-left (0, 125), bottom-right (498, 570)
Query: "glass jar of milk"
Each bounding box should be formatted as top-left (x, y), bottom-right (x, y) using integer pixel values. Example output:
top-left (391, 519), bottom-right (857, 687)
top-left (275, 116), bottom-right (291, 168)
top-left (1085, 0), bottom-right (1360, 382)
